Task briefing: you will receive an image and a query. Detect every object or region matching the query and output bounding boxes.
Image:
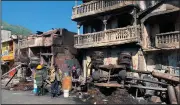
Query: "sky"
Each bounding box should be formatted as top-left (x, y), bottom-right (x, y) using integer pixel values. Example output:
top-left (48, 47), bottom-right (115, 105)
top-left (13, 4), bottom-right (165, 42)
top-left (2, 1), bottom-right (82, 34)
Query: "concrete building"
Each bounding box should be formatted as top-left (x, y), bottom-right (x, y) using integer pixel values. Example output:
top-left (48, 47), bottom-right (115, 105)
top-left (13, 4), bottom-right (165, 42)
top-left (1, 30), bottom-right (18, 74)
top-left (71, 0), bottom-right (180, 80)
top-left (18, 28), bottom-right (77, 68)
top-left (139, 0), bottom-right (180, 75)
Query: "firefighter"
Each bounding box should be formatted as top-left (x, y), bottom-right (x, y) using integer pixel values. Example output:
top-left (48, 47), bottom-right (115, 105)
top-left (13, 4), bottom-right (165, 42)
top-left (35, 64), bottom-right (47, 96)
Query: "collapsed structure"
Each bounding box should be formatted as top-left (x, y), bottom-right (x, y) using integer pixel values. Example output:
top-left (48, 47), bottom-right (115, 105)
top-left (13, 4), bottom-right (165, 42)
top-left (14, 28), bottom-right (77, 80)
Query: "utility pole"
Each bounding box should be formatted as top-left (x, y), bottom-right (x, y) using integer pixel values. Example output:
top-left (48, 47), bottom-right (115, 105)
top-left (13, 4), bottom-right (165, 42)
top-left (0, 0), bottom-right (2, 104)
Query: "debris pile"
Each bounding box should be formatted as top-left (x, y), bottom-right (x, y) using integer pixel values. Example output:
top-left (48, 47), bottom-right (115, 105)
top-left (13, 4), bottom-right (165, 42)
top-left (12, 81), bottom-right (33, 91)
top-left (96, 88), bottom-right (140, 104)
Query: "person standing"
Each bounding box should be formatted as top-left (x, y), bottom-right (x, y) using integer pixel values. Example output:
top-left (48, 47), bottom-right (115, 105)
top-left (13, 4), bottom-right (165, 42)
top-left (50, 66), bottom-right (61, 98)
top-left (35, 64), bottom-right (47, 96)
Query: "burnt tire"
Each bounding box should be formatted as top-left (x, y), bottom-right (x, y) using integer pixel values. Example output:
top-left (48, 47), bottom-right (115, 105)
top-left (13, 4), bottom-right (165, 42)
top-left (118, 70), bottom-right (127, 81)
top-left (92, 71), bottom-right (100, 81)
top-left (91, 51), bottom-right (104, 70)
top-left (118, 60), bottom-right (132, 65)
top-left (91, 51), bottom-right (104, 59)
top-left (120, 51), bottom-right (131, 56)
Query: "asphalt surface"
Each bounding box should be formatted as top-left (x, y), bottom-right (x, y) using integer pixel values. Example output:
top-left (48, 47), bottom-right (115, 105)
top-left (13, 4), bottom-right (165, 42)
top-left (2, 89), bottom-right (88, 104)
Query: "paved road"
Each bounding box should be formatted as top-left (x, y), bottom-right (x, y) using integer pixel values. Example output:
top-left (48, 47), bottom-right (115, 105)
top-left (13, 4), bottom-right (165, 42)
top-left (2, 89), bottom-right (88, 104)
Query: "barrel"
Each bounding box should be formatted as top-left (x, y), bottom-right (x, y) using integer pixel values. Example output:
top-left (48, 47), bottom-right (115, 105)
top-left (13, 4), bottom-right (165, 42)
top-left (62, 75), bottom-right (72, 91)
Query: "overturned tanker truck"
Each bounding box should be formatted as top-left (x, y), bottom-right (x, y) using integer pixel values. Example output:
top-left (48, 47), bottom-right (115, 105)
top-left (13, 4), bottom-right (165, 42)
top-left (87, 51), bottom-right (133, 88)
top-left (75, 50), bottom-right (172, 102)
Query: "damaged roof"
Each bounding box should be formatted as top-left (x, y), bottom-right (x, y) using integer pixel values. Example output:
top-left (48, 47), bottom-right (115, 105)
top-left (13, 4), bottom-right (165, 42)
top-left (29, 28), bottom-right (68, 37)
top-left (137, 0), bottom-right (164, 20)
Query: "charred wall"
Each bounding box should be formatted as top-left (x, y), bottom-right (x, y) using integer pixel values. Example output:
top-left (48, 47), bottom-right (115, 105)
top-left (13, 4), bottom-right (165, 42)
top-left (81, 44), bottom-right (145, 78)
top-left (145, 50), bottom-right (180, 76)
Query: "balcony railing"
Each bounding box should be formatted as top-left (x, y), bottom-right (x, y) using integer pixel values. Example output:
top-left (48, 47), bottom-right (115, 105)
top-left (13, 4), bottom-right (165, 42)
top-left (74, 25), bottom-right (141, 48)
top-left (72, 0), bottom-right (136, 19)
top-left (155, 31), bottom-right (180, 48)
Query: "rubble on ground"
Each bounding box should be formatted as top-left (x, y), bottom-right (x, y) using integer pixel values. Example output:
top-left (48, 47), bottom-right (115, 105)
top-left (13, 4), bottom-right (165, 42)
top-left (79, 87), bottom-right (153, 104)
top-left (12, 81), bottom-right (33, 91)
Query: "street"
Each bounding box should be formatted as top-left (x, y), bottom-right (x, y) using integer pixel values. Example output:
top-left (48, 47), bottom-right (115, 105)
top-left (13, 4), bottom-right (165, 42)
top-left (2, 89), bottom-right (88, 104)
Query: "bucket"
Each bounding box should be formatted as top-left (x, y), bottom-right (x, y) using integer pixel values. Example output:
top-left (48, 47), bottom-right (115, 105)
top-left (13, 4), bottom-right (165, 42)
top-left (63, 90), bottom-right (69, 98)
top-left (33, 79), bottom-right (37, 94)
top-left (33, 88), bottom-right (37, 94)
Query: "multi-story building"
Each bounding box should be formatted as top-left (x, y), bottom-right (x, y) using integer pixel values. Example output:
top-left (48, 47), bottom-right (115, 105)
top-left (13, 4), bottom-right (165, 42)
top-left (71, 0), bottom-right (180, 80)
top-left (1, 30), bottom-right (18, 74)
top-left (72, 0), bottom-right (147, 79)
top-left (18, 28), bottom-right (77, 68)
top-left (139, 0), bottom-right (180, 75)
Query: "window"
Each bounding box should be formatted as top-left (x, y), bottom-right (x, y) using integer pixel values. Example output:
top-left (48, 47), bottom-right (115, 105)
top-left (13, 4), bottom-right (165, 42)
top-left (159, 22), bottom-right (175, 33)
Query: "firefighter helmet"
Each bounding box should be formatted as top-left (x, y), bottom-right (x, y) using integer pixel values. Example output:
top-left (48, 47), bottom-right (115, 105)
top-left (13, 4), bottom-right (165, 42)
top-left (36, 65), bottom-right (43, 70)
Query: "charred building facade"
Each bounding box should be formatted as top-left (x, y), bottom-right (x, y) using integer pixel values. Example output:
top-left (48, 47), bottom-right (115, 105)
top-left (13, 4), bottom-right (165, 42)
top-left (71, 0), bottom-right (180, 84)
top-left (17, 29), bottom-right (77, 77)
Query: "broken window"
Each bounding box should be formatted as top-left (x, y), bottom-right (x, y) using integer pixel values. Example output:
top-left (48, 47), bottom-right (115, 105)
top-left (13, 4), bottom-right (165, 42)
top-left (83, 19), bottom-right (103, 34)
top-left (117, 13), bottom-right (133, 28)
top-left (107, 16), bottom-right (118, 29)
top-left (159, 22), bottom-right (175, 33)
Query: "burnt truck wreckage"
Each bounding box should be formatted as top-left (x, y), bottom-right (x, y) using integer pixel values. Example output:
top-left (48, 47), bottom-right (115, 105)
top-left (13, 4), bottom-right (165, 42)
top-left (75, 51), bottom-right (179, 104)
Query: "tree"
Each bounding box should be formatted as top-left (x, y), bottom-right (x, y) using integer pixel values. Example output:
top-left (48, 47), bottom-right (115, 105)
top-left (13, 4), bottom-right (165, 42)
top-left (2, 21), bottom-right (32, 36)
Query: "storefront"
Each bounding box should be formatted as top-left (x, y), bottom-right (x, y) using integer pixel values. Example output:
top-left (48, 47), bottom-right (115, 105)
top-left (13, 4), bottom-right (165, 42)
top-left (1, 41), bottom-right (15, 69)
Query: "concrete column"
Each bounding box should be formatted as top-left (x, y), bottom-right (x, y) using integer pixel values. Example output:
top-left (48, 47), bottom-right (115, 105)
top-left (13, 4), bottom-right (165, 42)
top-left (28, 48), bottom-right (31, 58)
top-left (103, 19), bottom-right (107, 31)
top-left (132, 8), bottom-right (137, 26)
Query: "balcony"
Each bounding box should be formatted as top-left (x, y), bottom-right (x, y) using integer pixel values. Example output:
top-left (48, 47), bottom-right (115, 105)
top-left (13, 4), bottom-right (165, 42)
top-left (74, 25), bottom-right (141, 49)
top-left (72, 0), bottom-right (136, 20)
top-left (155, 31), bottom-right (180, 49)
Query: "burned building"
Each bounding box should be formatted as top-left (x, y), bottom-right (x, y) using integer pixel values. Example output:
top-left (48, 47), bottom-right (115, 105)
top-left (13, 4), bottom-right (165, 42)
top-left (18, 28), bottom-right (77, 70)
top-left (139, 0), bottom-right (180, 76)
top-left (71, 0), bottom-right (159, 81)
top-left (71, 0), bottom-right (180, 80)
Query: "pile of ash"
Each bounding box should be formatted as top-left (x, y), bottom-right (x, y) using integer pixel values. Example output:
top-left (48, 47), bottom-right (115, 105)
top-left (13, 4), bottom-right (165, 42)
top-left (86, 87), bottom-right (154, 104)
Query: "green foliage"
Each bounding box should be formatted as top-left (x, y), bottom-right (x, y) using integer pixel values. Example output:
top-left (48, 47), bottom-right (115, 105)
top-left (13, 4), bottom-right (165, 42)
top-left (2, 21), bottom-right (32, 36)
